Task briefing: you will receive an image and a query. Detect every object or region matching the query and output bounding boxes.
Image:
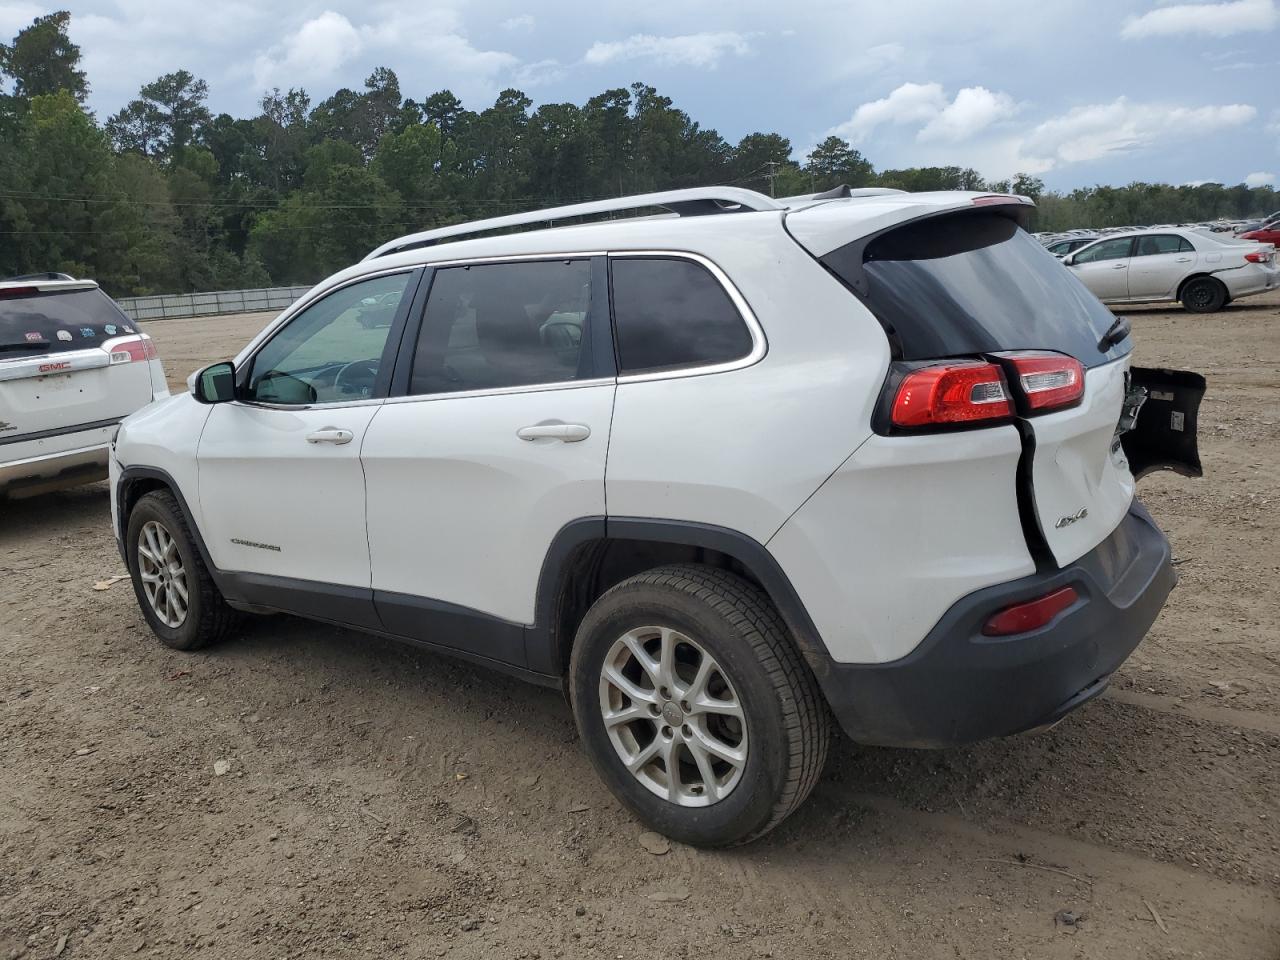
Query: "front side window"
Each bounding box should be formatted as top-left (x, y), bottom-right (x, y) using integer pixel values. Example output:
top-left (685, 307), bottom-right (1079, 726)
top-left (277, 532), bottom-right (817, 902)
top-left (1134, 235), bottom-right (1193, 257)
top-left (610, 257), bottom-right (753, 374)
top-left (1073, 238), bottom-right (1134, 263)
top-left (246, 271), bottom-right (412, 405)
top-left (409, 259), bottom-right (593, 396)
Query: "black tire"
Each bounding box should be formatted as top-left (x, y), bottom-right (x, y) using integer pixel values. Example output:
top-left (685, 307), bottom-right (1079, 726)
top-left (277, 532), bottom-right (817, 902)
top-left (1180, 276), bottom-right (1227, 313)
top-left (125, 490), bottom-right (238, 650)
top-left (569, 564), bottom-right (831, 846)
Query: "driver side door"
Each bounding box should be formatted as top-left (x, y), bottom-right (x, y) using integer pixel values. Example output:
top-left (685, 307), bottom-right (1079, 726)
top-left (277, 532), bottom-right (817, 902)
top-left (196, 269), bottom-right (420, 618)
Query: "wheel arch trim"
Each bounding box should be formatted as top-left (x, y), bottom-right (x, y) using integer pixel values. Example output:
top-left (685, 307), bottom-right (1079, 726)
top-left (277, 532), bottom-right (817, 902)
top-left (528, 516), bottom-right (832, 679)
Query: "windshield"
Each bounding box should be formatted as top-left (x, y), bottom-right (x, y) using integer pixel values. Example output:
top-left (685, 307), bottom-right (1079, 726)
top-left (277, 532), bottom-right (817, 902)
top-left (0, 287), bottom-right (135, 355)
top-left (832, 212), bottom-right (1130, 367)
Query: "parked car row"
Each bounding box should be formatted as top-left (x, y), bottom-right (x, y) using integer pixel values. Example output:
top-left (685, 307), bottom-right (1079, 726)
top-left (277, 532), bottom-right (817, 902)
top-left (1060, 227), bottom-right (1276, 312)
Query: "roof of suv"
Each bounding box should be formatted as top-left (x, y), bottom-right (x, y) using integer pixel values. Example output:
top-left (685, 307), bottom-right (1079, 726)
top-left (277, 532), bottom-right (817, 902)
top-left (354, 187), bottom-right (1036, 281)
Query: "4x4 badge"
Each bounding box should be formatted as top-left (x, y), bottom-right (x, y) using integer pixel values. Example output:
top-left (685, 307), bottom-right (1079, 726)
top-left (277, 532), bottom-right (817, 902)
top-left (1055, 508), bottom-right (1088, 529)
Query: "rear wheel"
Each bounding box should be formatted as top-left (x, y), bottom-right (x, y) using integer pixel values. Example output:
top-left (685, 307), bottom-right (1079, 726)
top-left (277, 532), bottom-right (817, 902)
top-left (1181, 276), bottom-right (1227, 313)
top-left (126, 490), bottom-right (238, 650)
top-left (569, 565), bottom-right (830, 846)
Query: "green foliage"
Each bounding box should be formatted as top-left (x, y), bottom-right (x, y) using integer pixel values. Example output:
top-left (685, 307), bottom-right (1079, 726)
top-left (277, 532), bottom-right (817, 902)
top-left (2, 12), bottom-right (1278, 297)
top-left (0, 11), bottom-right (87, 102)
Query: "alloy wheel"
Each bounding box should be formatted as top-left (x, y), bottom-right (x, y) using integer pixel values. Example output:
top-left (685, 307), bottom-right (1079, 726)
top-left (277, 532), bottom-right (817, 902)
top-left (137, 520), bottom-right (189, 628)
top-left (598, 626), bottom-right (747, 807)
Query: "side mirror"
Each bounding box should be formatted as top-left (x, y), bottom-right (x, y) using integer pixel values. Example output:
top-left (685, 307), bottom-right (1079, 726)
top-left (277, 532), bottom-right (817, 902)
top-left (1062, 254), bottom-right (1076, 266)
top-left (192, 361), bottom-right (236, 404)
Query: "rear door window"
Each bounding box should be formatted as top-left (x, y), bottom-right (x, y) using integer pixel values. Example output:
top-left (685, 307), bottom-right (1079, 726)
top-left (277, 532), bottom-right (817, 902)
top-left (0, 287), bottom-right (136, 356)
top-left (825, 212), bottom-right (1130, 367)
top-left (408, 259), bottom-right (594, 395)
top-left (1134, 235), bottom-right (1192, 256)
top-left (610, 257), bottom-right (753, 373)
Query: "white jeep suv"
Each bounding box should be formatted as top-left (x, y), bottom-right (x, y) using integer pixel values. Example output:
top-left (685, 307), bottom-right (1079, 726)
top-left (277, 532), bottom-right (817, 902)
top-left (2, 274), bottom-right (167, 498)
top-left (110, 187), bottom-right (1203, 845)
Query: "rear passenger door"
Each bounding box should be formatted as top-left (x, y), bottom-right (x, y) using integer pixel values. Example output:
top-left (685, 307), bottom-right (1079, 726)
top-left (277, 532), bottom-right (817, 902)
top-left (1127, 234), bottom-right (1197, 300)
top-left (361, 257), bottom-right (615, 667)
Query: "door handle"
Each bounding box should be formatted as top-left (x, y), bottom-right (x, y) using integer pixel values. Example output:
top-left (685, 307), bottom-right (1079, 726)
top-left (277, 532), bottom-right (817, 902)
top-left (517, 422), bottom-right (591, 442)
top-left (1175, 257), bottom-right (1193, 262)
top-left (306, 427), bottom-right (354, 445)
top-left (1111, 263), bottom-right (1127, 269)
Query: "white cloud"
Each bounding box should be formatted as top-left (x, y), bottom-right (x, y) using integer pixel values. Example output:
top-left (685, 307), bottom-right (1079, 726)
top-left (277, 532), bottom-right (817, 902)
top-left (582, 32), bottom-right (751, 69)
top-left (1122, 0), bottom-right (1278, 39)
top-left (1244, 171), bottom-right (1277, 186)
top-left (513, 58), bottom-right (565, 87)
top-left (501, 15), bottom-right (534, 31)
top-left (254, 10), bottom-right (361, 83)
top-left (919, 86), bottom-right (1019, 142)
top-left (829, 82), bottom-right (947, 140)
top-left (830, 82), bottom-right (1017, 143)
top-left (1023, 98), bottom-right (1256, 165)
top-left (252, 9), bottom-right (517, 91)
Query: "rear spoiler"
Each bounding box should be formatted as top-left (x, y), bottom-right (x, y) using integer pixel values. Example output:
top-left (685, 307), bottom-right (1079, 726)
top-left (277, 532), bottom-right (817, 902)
top-left (785, 193), bottom-right (1036, 296)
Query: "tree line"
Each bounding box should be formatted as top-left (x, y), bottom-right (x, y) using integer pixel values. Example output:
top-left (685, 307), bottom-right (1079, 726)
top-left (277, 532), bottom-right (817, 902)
top-left (1, 12), bottom-right (1276, 296)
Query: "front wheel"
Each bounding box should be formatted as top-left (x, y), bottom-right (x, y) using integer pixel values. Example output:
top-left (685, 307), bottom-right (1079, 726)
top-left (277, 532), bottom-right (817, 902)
top-left (126, 490), bottom-right (238, 650)
top-left (569, 565), bottom-right (831, 846)
top-left (1181, 276), bottom-right (1227, 313)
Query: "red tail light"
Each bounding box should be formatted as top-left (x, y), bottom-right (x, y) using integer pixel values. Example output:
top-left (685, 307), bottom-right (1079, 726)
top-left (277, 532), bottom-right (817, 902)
top-left (107, 335), bottom-right (157, 364)
top-left (0, 286), bottom-right (39, 299)
top-left (1002, 351), bottom-right (1084, 412)
top-left (982, 586), bottom-right (1079, 636)
top-left (891, 361), bottom-right (1011, 429)
top-left (1244, 251), bottom-right (1272, 263)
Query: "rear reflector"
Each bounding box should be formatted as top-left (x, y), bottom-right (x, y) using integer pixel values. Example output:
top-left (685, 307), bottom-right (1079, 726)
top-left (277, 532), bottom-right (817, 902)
top-left (982, 586), bottom-right (1079, 636)
top-left (891, 362), bottom-right (1011, 429)
top-left (107, 335), bottom-right (157, 364)
top-left (1001, 351), bottom-right (1085, 412)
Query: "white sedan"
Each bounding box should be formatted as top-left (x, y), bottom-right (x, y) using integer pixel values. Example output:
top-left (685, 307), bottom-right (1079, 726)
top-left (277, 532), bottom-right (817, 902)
top-left (1062, 228), bottom-right (1277, 312)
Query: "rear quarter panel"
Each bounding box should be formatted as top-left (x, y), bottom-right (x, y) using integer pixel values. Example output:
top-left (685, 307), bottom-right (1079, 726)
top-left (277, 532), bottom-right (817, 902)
top-left (604, 217), bottom-right (890, 543)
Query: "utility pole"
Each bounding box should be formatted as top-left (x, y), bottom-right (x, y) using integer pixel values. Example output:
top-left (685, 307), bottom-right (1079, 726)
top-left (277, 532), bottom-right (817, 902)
top-left (765, 161), bottom-right (780, 198)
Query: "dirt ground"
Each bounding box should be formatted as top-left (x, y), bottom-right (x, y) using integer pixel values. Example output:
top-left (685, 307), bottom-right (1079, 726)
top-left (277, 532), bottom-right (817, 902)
top-left (3, 290), bottom-right (1279, 959)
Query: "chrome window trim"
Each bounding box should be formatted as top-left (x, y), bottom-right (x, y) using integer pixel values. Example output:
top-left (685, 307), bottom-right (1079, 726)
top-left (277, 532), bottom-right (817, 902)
top-left (384, 376), bottom-right (616, 406)
top-left (607, 249), bottom-right (767, 384)
top-left (418, 250), bottom-right (606, 268)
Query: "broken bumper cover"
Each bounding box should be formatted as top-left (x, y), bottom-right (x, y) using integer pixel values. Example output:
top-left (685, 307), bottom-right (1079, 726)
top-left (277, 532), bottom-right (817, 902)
top-left (816, 499), bottom-right (1175, 749)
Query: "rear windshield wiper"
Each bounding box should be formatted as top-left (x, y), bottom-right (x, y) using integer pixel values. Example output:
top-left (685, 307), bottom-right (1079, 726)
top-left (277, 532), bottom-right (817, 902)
top-left (1098, 315), bottom-right (1130, 352)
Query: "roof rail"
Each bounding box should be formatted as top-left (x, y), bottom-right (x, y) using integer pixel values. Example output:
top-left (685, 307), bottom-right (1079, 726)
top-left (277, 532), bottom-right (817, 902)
top-left (364, 186), bottom-right (784, 260)
top-left (777, 186), bottom-right (907, 204)
top-left (3, 271), bottom-right (77, 282)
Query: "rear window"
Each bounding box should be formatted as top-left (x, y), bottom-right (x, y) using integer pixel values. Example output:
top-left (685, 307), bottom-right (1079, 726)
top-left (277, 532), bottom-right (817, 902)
top-left (826, 212), bottom-right (1129, 367)
top-left (0, 287), bottom-right (135, 356)
top-left (611, 257), bottom-right (753, 373)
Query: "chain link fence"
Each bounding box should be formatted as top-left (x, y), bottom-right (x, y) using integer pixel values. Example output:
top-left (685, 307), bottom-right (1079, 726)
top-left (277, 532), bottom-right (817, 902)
top-left (114, 285), bottom-right (314, 322)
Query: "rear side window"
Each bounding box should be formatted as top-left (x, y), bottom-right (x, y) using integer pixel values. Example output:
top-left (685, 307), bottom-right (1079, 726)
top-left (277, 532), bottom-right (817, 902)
top-left (1134, 235), bottom-right (1194, 256)
top-left (409, 259), bottom-right (593, 395)
top-left (610, 257), bottom-right (753, 373)
top-left (826, 212), bottom-right (1129, 367)
top-left (0, 287), bottom-right (136, 356)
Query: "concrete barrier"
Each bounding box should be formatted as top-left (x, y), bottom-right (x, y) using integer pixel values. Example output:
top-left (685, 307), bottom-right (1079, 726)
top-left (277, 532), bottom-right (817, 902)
top-left (115, 285), bottom-right (314, 321)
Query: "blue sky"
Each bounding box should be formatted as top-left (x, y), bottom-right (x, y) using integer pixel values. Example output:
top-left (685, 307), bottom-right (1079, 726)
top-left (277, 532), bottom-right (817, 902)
top-left (2, 0), bottom-right (1277, 190)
